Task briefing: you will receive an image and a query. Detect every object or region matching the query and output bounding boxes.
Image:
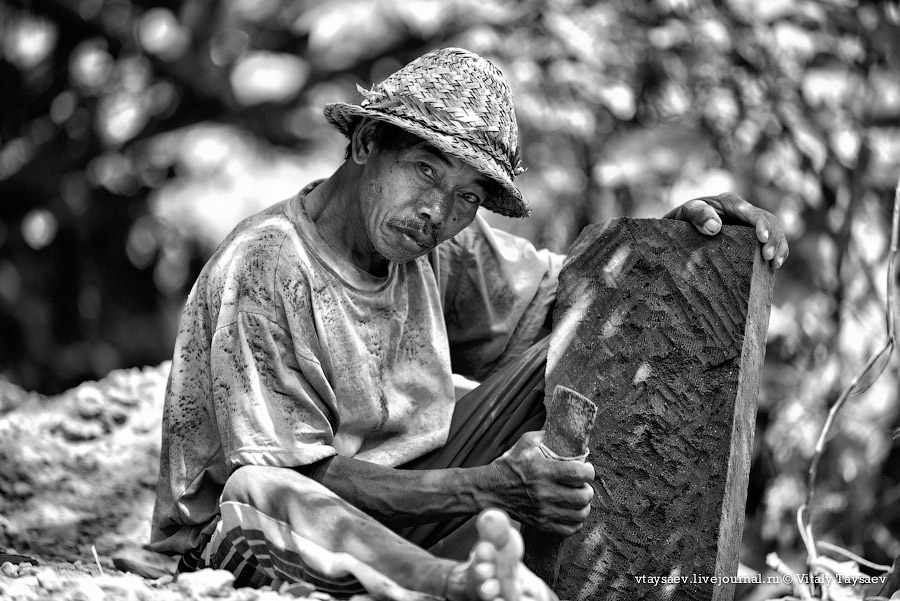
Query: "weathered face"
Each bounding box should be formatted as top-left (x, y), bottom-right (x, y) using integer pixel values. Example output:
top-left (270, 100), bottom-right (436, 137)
top-left (352, 121), bottom-right (492, 265)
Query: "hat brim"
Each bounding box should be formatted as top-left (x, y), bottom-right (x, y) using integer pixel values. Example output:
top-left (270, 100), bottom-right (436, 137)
top-left (324, 102), bottom-right (529, 218)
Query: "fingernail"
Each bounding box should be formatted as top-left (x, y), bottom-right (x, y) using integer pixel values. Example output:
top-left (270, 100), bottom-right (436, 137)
top-left (774, 257), bottom-right (784, 269)
top-left (761, 229), bottom-right (769, 242)
top-left (764, 247), bottom-right (775, 260)
top-left (703, 219), bottom-right (720, 234)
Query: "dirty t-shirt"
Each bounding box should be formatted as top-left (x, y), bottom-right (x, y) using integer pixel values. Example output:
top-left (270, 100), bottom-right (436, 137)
top-left (150, 182), bottom-right (564, 555)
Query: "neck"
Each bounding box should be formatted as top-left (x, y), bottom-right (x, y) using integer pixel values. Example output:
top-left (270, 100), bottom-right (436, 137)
top-left (304, 162), bottom-right (389, 276)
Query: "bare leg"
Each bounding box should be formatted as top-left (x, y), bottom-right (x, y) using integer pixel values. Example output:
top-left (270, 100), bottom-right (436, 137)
top-left (220, 468), bottom-right (555, 601)
top-left (220, 466), bottom-right (456, 597)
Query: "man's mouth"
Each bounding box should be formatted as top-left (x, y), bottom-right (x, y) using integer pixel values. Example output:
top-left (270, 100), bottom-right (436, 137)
top-left (394, 226), bottom-right (432, 251)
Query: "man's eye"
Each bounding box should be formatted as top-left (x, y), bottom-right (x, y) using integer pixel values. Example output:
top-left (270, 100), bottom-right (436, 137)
top-left (460, 192), bottom-right (482, 205)
top-left (418, 163), bottom-right (434, 178)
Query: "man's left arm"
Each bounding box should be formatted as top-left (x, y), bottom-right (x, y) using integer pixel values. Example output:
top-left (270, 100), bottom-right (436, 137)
top-left (664, 191), bottom-right (790, 269)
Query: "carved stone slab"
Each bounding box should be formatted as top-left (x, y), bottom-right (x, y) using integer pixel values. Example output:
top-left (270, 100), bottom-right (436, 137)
top-left (536, 218), bottom-right (774, 601)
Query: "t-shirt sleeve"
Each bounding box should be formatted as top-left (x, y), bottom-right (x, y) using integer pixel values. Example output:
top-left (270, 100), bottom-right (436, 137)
top-left (436, 214), bottom-right (565, 380)
top-left (209, 312), bottom-right (338, 471)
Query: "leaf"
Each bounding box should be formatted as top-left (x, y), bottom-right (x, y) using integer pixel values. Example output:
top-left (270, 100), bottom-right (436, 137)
top-left (851, 340), bottom-right (894, 396)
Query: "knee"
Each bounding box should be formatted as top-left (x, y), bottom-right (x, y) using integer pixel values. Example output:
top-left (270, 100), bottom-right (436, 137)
top-left (222, 465), bottom-right (278, 505)
top-left (222, 464), bottom-right (337, 510)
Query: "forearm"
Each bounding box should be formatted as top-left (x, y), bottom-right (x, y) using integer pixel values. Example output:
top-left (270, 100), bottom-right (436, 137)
top-left (300, 455), bottom-right (501, 527)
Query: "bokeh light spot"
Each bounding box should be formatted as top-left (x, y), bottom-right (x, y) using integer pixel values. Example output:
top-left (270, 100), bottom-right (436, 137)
top-left (602, 83), bottom-right (636, 120)
top-left (4, 14), bottom-right (57, 70)
top-left (209, 29), bottom-right (250, 67)
top-left (229, 0), bottom-right (281, 22)
top-left (0, 138), bottom-right (36, 180)
top-left (0, 260), bottom-right (22, 304)
top-left (70, 39), bottom-right (114, 93)
top-left (179, 127), bottom-right (234, 176)
top-left (139, 8), bottom-right (190, 60)
top-left (61, 172), bottom-right (90, 215)
top-left (21, 209), bottom-right (58, 250)
top-left (88, 152), bottom-right (138, 195)
top-left (230, 52), bottom-right (309, 105)
top-left (50, 91), bottom-right (78, 124)
top-left (97, 93), bottom-right (147, 146)
top-left (154, 247), bottom-right (189, 297)
top-left (126, 216), bottom-right (159, 269)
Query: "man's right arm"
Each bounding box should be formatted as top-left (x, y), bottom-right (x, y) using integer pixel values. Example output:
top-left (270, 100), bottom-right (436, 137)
top-left (299, 431), bottom-right (594, 536)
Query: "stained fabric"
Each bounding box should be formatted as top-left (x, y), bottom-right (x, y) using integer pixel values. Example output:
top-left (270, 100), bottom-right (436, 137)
top-left (150, 180), bottom-right (562, 557)
top-left (186, 339), bottom-right (548, 599)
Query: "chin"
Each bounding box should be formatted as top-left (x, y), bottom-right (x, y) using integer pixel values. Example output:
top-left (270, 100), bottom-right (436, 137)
top-left (375, 231), bottom-right (433, 264)
top-left (382, 250), bottom-right (427, 265)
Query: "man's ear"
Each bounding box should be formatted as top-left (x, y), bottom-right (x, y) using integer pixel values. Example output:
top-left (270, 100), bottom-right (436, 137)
top-left (350, 119), bottom-right (378, 165)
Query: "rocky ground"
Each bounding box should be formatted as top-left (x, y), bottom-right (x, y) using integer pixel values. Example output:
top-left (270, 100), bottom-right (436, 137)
top-left (0, 365), bottom-right (342, 601)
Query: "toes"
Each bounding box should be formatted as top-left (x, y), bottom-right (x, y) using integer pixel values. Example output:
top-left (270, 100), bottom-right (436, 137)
top-left (476, 509), bottom-right (512, 548)
top-left (474, 559), bottom-right (497, 582)
top-left (478, 578), bottom-right (501, 601)
top-left (473, 540), bottom-right (497, 563)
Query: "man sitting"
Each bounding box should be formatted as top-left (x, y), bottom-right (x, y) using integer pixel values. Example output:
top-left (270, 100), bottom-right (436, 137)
top-left (149, 47), bottom-right (788, 601)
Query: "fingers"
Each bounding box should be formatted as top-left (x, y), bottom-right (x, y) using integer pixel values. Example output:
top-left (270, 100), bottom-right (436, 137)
top-left (723, 194), bottom-right (789, 268)
top-left (499, 432), bottom-right (595, 535)
top-left (543, 502), bottom-right (592, 536)
top-left (676, 198), bottom-right (722, 235)
top-left (760, 220), bottom-right (789, 268)
top-left (555, 492), bottom-right (593, 520)
top-left (519, 430), bottom-right (545, 446)
top-left (527, 482), bottom-right (593, 535)
top-left (695, 192), bottom-right (790, 269)
top-left (551, 459), bottom-right (595, 486)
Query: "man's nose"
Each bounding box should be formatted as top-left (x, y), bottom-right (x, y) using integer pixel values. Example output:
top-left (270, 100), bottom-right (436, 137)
top-left (417, 187), bottom-right (451, 225)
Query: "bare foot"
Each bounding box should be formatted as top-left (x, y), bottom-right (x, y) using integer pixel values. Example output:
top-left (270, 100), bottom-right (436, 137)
top-left (446, 509), bottom-right (558, 601)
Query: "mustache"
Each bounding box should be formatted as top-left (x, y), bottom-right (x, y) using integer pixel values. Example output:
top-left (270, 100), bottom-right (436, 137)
top-left (389, 218), bottom-right (441, 247)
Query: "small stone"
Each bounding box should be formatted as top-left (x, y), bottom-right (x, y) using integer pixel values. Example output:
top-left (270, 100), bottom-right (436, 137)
top-left (18, 562), bottom-right (36, 576)
top-left (1, 562), bottom-right (18, 577)
top-left (75, 386), bottom-right (106, 419)
top-left (11, 481), bottom-right (31, 498)
top-left (36, 568), bottom-right (61, 590)
top-left (71, 579), bottom-right (106, 601)
top-left (107, 406), bottom-right (129, 425)
top-left (254, 591), bottom-right (289, 601)
top-left (151, 574), bottom-right (174, 586)
top-left (2, 575), bottom-right (38, 598)
top-left (107, 387), bottom-right (140, 407)
top-left (177, 568), bottom-right (236, 597)
top-left (59, 419), bottom-right (106, 441)
top-left (94, 573), bottom-right (150, 599)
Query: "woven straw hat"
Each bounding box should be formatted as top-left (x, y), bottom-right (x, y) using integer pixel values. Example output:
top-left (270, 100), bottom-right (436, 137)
top-left (324, 47), bottom-right (528, 218)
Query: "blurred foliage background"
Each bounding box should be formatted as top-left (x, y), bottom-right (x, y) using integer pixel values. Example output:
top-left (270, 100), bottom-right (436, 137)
top-left (2, 0), bottom-right (900, 581)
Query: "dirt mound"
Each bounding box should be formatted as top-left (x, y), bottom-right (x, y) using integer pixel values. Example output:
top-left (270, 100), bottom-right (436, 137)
top-left (0, 366), bottom-right (349, 600)
top-left (0, 364), bottom-right (169, 562)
